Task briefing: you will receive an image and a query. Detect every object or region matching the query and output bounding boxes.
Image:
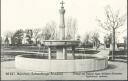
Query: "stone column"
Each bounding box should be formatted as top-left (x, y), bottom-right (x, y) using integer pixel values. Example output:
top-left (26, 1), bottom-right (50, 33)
top-left (63, 47), bottom-right (67, 60)
top-left (48, 47), bottom-right (51, 60)
top-left (59, 5), bottom-right (65, 40)
top-left (72, 46), bottom-right (75, 59)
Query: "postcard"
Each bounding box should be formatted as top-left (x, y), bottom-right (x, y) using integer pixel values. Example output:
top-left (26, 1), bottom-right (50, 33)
top-left (1, 0), bottom-right (127, 80)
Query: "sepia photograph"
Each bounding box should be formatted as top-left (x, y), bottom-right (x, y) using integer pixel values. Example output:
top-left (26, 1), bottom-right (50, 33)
top-left (1, 0), bottom-right (127, 80)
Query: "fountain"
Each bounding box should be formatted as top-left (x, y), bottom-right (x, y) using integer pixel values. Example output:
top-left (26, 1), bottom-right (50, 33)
top-left (15, 0), bottom-right (108, 72)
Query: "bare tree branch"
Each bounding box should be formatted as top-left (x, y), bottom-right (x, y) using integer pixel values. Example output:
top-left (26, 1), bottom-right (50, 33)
top-left (66, 17), bottom-right (78, 40)
top-left (96, 5), bottom-right (126, 60)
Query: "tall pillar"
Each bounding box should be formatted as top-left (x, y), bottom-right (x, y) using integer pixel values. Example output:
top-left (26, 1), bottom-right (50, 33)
top-left (59, 1), bottom-right (65, 40)
top-left (56, 1), bottom-right (68, 60)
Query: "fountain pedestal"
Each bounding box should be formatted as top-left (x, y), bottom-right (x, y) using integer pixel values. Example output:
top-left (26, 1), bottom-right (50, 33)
top-left (43, 40), bottom-right (79, 60)
top-left (56, 47), bottom-right (67, 59)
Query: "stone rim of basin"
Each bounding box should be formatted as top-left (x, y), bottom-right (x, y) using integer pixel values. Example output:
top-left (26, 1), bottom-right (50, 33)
top-left (17, 54), bottom-right (107, 60)
top-left (43, 40), bottom-right (80, 42)
top-left (43, 40), bottom-right (80, 46)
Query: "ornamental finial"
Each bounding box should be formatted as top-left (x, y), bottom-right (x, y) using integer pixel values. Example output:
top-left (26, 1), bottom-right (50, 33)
top-left (60, 0), bottom-right (65, 8)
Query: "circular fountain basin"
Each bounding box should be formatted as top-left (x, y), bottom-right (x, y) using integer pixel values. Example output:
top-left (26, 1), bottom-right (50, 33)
top-left (43, 40), bottom-right (79, 46)
top-left (15, 54), bottom-right (108, 72)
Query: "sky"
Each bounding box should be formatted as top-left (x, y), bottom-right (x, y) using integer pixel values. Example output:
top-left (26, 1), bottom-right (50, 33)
top-left (1, 0), bottom-right (127, 43)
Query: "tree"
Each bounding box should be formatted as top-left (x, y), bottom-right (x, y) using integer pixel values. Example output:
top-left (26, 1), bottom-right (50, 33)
top-left (4, 36), bottom-right (9, 47)
top-left (25, 29), bottom-right (33, 44)
top-left (65, 17), bottom-right (77, 40)
top-left (83, 34), bottom-right (90, 45)
top-left (96, 5), bottom-right (126, 60)
top-left (104, 33), bottom-right (112, 48)
top-left (123, 36), bottom-right (127, 51)
top-left (32, 28), bottom-right (41, 45)
top-left (43, 21), bottom-right (57, 40)
top-left (4, 31), bottom-right (14, 45)
top-left (12, 29), bottom-right (24, 46)
top-left (92, 32), bottom-right (100, 50)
